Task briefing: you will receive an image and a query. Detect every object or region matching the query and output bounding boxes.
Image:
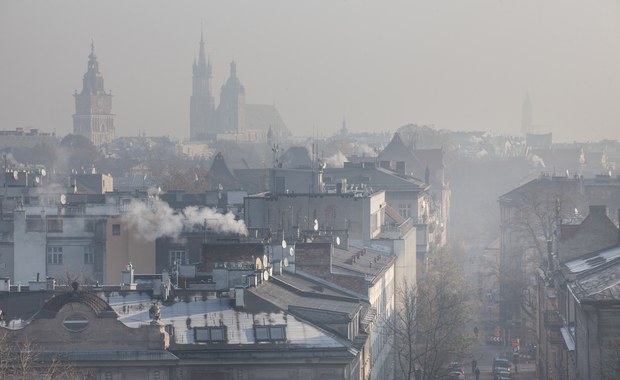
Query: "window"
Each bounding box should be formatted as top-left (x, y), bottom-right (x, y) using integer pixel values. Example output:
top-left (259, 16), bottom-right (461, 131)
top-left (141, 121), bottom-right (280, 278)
top-left (169, 250), bottom-right (188, 267)
top-left (112, 224), bottom-right (120, 236)
top-left (254, 325), bottom-right (286, 342)
top-left (398, 204), bottom-right (412, 218)
top-left (63, 313), bottom-right (89, 332)
top-left (26, 219), bottom-right (45, 232)
top-left (194, 326), bottom-right (227, 343)
top-left (47, 246), bottom-right (63, 265)
top-left (84, 246), bottom-right (94, 265)
top-left (47, 219), bottom-right (63, 233)
top-left (84, 219), bottom-right (95, 232)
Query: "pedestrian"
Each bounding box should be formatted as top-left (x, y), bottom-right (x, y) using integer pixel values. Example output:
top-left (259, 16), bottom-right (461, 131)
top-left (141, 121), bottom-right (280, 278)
top-left (471, 359), bottom-right (477, 373)
top-left (474, 366), bottom-right (480, 380)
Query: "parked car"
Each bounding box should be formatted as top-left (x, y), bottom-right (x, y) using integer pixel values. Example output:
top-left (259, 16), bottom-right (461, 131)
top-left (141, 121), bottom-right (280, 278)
top-left (492, 357), bottom-right (511, 375)
top-left (494, 369), bottom-right (511, 380)
top-left (447, 371), bottom-right (466, 380)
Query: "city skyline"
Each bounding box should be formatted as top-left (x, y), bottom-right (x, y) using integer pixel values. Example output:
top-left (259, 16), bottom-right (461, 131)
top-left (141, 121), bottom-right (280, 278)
top-left (1, 0), bottom-right (619, 142)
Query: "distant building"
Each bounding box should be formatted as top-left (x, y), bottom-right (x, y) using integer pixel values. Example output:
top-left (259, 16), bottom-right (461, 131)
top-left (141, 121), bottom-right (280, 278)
top-left (189, 32), bottom-right (215, 141)
top-left (72, 43), bottom-right (115, 146)
top-left (0, 127), bottom-right (58, 152)
top-left (188, 34), bottom-right (289, 142)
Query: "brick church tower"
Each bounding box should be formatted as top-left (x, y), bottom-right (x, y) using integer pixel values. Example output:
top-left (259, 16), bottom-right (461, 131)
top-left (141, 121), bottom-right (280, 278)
top-left (216, 61), bottom-right (246, 135)
top-left (189, 31), bottom-right (215, 141)
top-left (73, 42), bottom-right (115, 146)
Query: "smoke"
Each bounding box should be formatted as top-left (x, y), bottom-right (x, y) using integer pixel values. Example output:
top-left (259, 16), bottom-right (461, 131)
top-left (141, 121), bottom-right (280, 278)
top-left (122, 198), bottom-right (248, 241)
top-left (354, 142), bottom-right (376, 156)
top-left (529, 154), bottom-right (546, 168)
top-left (324, 151), bottom-right (348, 167)
top-left (3, 152), bottom-right (22, 168)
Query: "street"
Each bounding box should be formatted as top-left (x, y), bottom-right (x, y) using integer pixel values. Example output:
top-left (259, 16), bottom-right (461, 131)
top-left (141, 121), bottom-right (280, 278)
top-left (461, 241), bottom-right (538, 380)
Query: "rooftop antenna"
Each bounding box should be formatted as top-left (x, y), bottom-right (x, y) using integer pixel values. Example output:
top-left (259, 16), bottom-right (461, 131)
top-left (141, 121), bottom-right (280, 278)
top-left (271, 143), bottom-right (279, 168)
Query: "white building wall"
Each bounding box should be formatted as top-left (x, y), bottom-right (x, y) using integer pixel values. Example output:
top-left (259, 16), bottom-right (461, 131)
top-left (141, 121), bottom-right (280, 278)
top-left (13, 210), bottom-right (47, 284)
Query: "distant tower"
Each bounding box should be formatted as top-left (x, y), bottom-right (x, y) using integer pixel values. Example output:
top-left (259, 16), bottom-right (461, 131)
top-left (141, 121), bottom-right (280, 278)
top-left (216, 61), bottom-right (246, 134)
top-left (521, 93), bottom-right (533, 136)
top-left (73, 42), bottom-right (115, 146)
top-left (189, 29), bottom-right (215, 141)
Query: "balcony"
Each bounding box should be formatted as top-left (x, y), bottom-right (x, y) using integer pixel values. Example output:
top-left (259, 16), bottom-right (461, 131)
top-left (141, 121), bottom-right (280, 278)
top-left (544, 310), bottom-right (563, 328)
top-left (548, 328), bottom-right (564, 345)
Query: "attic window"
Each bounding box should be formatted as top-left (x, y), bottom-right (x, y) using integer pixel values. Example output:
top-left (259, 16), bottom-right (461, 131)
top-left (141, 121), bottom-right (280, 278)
top-left (254, 325), bottom-right (286, 342)
top-left (63, 313), bottom-right (89, 332)
top-left (194, 326), bottom-right (227, 343)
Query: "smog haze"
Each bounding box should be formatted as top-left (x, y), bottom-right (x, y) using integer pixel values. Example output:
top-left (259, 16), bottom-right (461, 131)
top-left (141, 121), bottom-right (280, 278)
top-left (1, 0), bottom-right (619, 142)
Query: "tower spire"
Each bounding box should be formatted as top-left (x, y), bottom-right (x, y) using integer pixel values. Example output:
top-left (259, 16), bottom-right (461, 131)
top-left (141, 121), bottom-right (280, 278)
top-left (198, 27), bottom-right (207, 66)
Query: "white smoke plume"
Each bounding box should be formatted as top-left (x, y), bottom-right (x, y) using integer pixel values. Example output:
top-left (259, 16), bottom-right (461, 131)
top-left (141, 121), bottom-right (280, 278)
top-left (354, 142), bottom-right (377, 156)
top-left (529, 154), bottom-right (546, 168)
top-left (122, 198), bottom-right (248, 241)
top-left (324, 151), bottom-right (348, 167)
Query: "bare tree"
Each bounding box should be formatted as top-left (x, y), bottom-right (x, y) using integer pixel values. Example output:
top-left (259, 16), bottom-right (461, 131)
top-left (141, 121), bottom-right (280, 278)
top-left (502, 188), bottom-right (579, 337)
top-left (0, 329), bottom-right (88, 380)
top-left (391, 249), bottom-right (473, 380)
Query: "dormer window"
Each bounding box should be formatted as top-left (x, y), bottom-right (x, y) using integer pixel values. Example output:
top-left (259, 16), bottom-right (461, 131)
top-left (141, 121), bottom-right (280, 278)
top-left (194, 326), bottom-right (227, 343)
top-left (254, 325), bottom-right (286, 342)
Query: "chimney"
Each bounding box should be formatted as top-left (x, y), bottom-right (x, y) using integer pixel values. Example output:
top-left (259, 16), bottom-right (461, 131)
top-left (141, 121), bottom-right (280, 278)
top-left (380, 161), bottom-right (392, 170)
top-left (396, 161), bottom-right (406, 175)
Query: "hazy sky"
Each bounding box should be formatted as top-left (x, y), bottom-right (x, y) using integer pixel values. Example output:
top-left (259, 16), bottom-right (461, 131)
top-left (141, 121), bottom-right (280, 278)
top-left (1, 0), bottom-right (619, 142)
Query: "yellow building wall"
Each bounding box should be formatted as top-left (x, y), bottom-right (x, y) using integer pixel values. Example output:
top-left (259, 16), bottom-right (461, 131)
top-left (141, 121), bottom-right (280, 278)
top-left (106, 217), bottom-right (155, 284)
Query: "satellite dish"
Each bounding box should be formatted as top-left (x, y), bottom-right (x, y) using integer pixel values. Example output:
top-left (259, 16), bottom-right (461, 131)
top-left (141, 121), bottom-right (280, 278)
top-left (40, 169), bottom-right (46, 177)
top-left (283, 257), bottom-right (289, 267)
top-left (289, 247), bottom-right (294, 256)
top-left (313, 219), bottom-right (319, 231)
top-left (60, 194), bottom-right (67, 205)
top-left (281, 240), bottom-right (287, 249)
top-left (335, 236), bottom-right (341, 246)
top-left (262, 254), bottom-right (268, 267)
top-left (263, 271), bottom-right (269, 281)
top-left (34, 176), bottom-right (40, 185)
top-left (12, 171), bottom-right (18, 180)
top-left (218, 183), bottom-right (223, 191)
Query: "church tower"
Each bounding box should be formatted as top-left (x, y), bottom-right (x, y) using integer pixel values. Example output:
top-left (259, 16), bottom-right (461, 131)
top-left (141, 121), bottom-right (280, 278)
top-left (73, 42), bottom-right (115, 146)
top-left (216, 61), bottom-right (246, 134)
top-left (189, 30), bottom-right (215, 141)
top-left (521, 93), bottom-right (533, 136)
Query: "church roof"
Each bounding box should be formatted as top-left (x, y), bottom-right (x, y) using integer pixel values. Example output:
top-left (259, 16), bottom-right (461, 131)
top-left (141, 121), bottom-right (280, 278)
top-left (206, 152), bottom-right (242, 190)
top-left (379, 133), bottom-right (415, 160)
top-left (35, 289), bottom-right (118, 319)
top-left (280, 146), bottom-right (312, 168)
top-left (246, 104), bottom-right (290, 137)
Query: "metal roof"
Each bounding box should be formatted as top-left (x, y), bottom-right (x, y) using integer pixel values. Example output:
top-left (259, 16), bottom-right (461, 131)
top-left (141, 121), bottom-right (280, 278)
top-left (564, 245), bottom-right (620, 273)
top-left (568, 256), bottom-right (620, 303)
top-left (117, 296), bottom-right (347, 348)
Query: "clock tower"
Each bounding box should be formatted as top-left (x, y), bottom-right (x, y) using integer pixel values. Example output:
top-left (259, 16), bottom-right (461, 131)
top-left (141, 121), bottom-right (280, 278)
top-left (73, 42), bottom-right (115, 146)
